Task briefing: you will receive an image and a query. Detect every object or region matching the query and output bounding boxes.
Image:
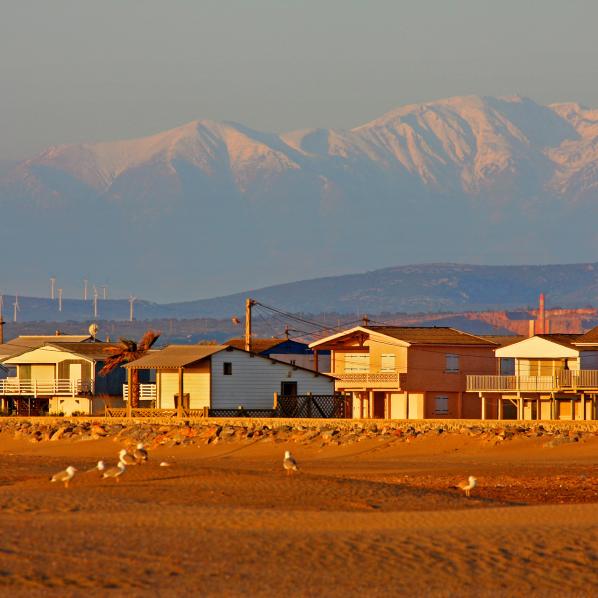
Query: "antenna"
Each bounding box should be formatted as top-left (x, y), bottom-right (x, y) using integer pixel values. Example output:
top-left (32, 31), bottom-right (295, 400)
top-left (83, 279), bottom-right (88, 301)
top-left (129, 295), bottom-right (136, 322)
top-left (93, 287), bottom-right (99, 318)
top-left (50, 277), bottom-right (56, 300)
top-left (58, 288), bottom-right (63, 312)
top-left (13, 294), bottom-right (20, 323)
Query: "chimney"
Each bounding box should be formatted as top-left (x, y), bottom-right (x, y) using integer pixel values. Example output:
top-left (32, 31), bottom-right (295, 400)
top-left (528, 320), bottom-right (535, 337)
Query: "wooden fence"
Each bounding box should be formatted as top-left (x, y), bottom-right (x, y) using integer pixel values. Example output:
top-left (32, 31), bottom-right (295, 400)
top-left (105, 407), bottom-right (207, 418)
top-left (275, 394), bottom-right (351, 419)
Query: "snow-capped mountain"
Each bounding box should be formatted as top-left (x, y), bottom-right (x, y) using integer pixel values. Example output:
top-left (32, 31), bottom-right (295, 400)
top-left (1, 95), bottom-right (598, 301)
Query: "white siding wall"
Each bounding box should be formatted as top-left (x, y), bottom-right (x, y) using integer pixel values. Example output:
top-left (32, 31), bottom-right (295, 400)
top-left (211, 349), bottom-right (334, 409)
top-left (269, 353), bottom-right (331, 372)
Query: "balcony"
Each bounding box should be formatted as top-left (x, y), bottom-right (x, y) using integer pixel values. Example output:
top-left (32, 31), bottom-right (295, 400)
top-left (123, 384), bottom-right (157, 401)
top-left (0, 378), bottom-right (94, 397)
top-left (467, 370), bottom-right (598, 393)
top-left (332, 372), bottom-right (402, 389)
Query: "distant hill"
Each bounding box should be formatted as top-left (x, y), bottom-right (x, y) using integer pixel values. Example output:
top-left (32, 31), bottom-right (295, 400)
top-left (5, 262), bottom-right (598, 322)
top-left (2, 95), bottom-right (598, 300)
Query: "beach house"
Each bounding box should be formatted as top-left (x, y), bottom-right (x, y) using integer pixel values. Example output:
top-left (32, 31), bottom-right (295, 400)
top-left (467, 331), bottom-right (598, 420)
top-left (124, 344), bottom-right (334, 414)
top-left (0, 341), bottom-right (126, 415)
top-left (309, 326), bottom-right (498, 419)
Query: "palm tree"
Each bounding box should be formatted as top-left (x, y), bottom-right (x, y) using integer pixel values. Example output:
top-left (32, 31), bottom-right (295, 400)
top-left (99, 330), bottom-right (160, 408)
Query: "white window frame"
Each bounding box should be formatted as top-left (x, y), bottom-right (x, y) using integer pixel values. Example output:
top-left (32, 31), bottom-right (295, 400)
top-left (380, 353), bottom-right (396, 372)
top-left (445, 353), bottom-right (459, 373)
top-left (435, 395), bottom-right (449, 415)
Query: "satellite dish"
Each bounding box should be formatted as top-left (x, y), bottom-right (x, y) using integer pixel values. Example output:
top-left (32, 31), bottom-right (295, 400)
top-left (89, 323), bottom-right (99, 338)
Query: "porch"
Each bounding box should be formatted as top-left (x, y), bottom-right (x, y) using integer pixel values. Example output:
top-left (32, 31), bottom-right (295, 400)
top-left (0, 378), bottom-right (94, 397)
top-left (467, 370), bottom-right (598, 393)
top-left (122, 383), bottom-right (157, 402)
top-left (332, 372), bottom-right (402, 390)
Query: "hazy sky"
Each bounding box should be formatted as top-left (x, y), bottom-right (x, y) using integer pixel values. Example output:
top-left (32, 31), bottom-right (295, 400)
top-left (2, 0), bottom-right (598, 161)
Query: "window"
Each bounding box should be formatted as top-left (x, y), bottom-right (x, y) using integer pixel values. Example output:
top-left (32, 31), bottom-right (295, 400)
top-left (445, 354), bottom-right (459, 373)
top-left (381, 354), bottom-right (396, 372)
top-left (223, 362), bottom-right (232, 375)
top-left (344, 353), bottom-right (370, 372)
top-left (435, 396), bottom-right (449, 415)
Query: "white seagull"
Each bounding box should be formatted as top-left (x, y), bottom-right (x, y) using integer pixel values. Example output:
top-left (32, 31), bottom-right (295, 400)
top-left (118, 449), bottom-right (137, 466)
top-left (457, 475), bottom-right (477, 497)
top-left (102, 462), bottom-right (126, 482)
top-left (87, 460), bottom-right (105, 474)
top-left (51, 465), bottom-right (77, 488)
top-left (283, 450), bottom-right (299, 475)
top-left (133, 443), bottom-right (148, 465)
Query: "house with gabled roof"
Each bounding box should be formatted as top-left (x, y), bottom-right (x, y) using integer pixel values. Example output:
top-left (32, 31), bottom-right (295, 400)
top-left (0, 341), bottom-right (126, 415)
top-left (467, 331), bottom-right (598, 420)
top-left (125, 344), bottom-right (334, 413)
top-left (310, 326), bottom-right (499, 420)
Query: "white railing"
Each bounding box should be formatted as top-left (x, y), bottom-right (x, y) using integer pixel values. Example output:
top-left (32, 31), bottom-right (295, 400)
top-left (0, 378), bottom-right (94, 397)
top-left (123, 384), bottom-right (157, 401)
top-left (467, 371), bottom-right (598, 392)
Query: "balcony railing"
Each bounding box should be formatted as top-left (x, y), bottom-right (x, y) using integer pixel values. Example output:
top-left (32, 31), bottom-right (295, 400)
top-left (123, 383), bottom-right (157, 401)
top-left (467, 370), bottom-right (598, 392)
top-left (332, 372), bottom-right (401, 388)
top-left (0, 378), bottom-right (94, 397)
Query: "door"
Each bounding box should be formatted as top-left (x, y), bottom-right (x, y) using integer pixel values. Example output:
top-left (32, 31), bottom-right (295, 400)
top-left (281, 381), bottom-right (297, 396)
top-left (70, 363), bottom-right (82, 393)
top-left (373, 392), bottom-right (386, 419)
top-left (558, 400), bottom-right (572, 420)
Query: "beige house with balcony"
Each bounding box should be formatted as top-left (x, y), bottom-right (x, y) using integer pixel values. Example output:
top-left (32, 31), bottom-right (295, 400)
top-left (309, 326), bottom-right (498, 420)
top-left (467, 332), bottom-right (598, 420)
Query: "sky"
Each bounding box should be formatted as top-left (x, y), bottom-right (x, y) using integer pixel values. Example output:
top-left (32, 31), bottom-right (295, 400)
top-left (1, 0), bottom-right (598, 161)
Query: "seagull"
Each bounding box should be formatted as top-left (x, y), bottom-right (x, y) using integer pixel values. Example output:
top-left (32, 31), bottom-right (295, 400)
top-left (283, 450), bottom-right (299, 475)
top-left (102, 462), bottom-right (126, 482)
top-left (133, 443), bottom-right (148, 464)
top-left (456, 476), bottom-right (477, 497)
top-left (51, 465), bottom-right (77, 488)
top-left (118, 449), bottom-right (137, 466)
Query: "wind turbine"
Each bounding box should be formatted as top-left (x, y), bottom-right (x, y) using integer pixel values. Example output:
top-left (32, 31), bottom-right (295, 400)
top-left (129, 295), bottom-right (136, 322)
top-left (102, 285), bottom-right (108, 300)
top-left (93, 286), bottom-right (99, 318)
top-left (83, 279), bottom-right (88, 301)
top-left (50, 277), bottom-right (56, 300)
top-left (13, 294), bottom-right (20, 323)
top-left (58, 288), bottom-right (63, 312)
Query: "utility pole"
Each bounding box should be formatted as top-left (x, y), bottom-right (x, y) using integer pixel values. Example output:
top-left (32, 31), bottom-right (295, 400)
top-left (58, 288), bottom-right (63, 312)
top-left (83, 279), bottom-right (88, 301)
top-left (129, 295), bottom-right (136, 322)
top-left (50, 277), bottom-right (56, 300)
top-left (0, 296), bottom-right (5, 344)
top-left (362, 314), bottom-right (370, 326)
top-left (245, 298), bottom-right (256, 352)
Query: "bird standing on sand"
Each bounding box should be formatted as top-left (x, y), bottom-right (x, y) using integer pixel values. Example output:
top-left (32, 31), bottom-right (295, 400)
top-left (87, 460), bottom-right (105, 474)
top-left (457, 476), bottom-right (477, 497)
top-left (118, 449), bottom-right (137, 466)
top-left (51, 466), bottom-right (77, 488)
top-left (283, 450), bottom-right (299, 475)
top-left (102, 462), bottom-right (126, 482)
top-left (133, 443), bottom-right (148, 464)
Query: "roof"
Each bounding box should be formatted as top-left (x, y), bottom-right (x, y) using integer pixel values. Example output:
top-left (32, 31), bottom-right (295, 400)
top-left (574, 326), bottom-right (598, 344)
top-left (225, 338), bottom-right (288, 353)
top-left (126, 345), bottom-right (227, 369)
top-left (0, 335), bottom-right (94, 360)
top-left (365, 326), bottom-right (497, 346)
top-left (478, 335), bottom-right (526, 347)
top-left (43, 342), bottom-right (120, 360)
top-left (534, 334), bottom-right (581, 350)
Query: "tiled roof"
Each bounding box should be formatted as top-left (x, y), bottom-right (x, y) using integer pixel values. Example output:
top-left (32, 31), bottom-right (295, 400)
top-left (479, 335), bottom-right (526, 347)
top-left (534, 334), bottom-right (581, 349)
top-left (574, 326), bottom-right (598, 344)
top-left (368, 326), bottom-right (497, 346)
top-left (126, 345), bottom-right (227, 369)
top-left (0, 335), bottom-right (93, 360)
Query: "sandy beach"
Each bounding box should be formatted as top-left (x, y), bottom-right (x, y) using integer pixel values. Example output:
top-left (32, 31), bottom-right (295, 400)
top-left (0, 430), bottom-right (597, 597)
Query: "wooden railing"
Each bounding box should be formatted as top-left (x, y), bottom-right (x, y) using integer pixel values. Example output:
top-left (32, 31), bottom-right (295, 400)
top-left (122, 384), bottom-right (157, 401)
top-left (0, 378), bottom-right (93, 397)
top-left (467, 370), bottom-right (598, 392)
